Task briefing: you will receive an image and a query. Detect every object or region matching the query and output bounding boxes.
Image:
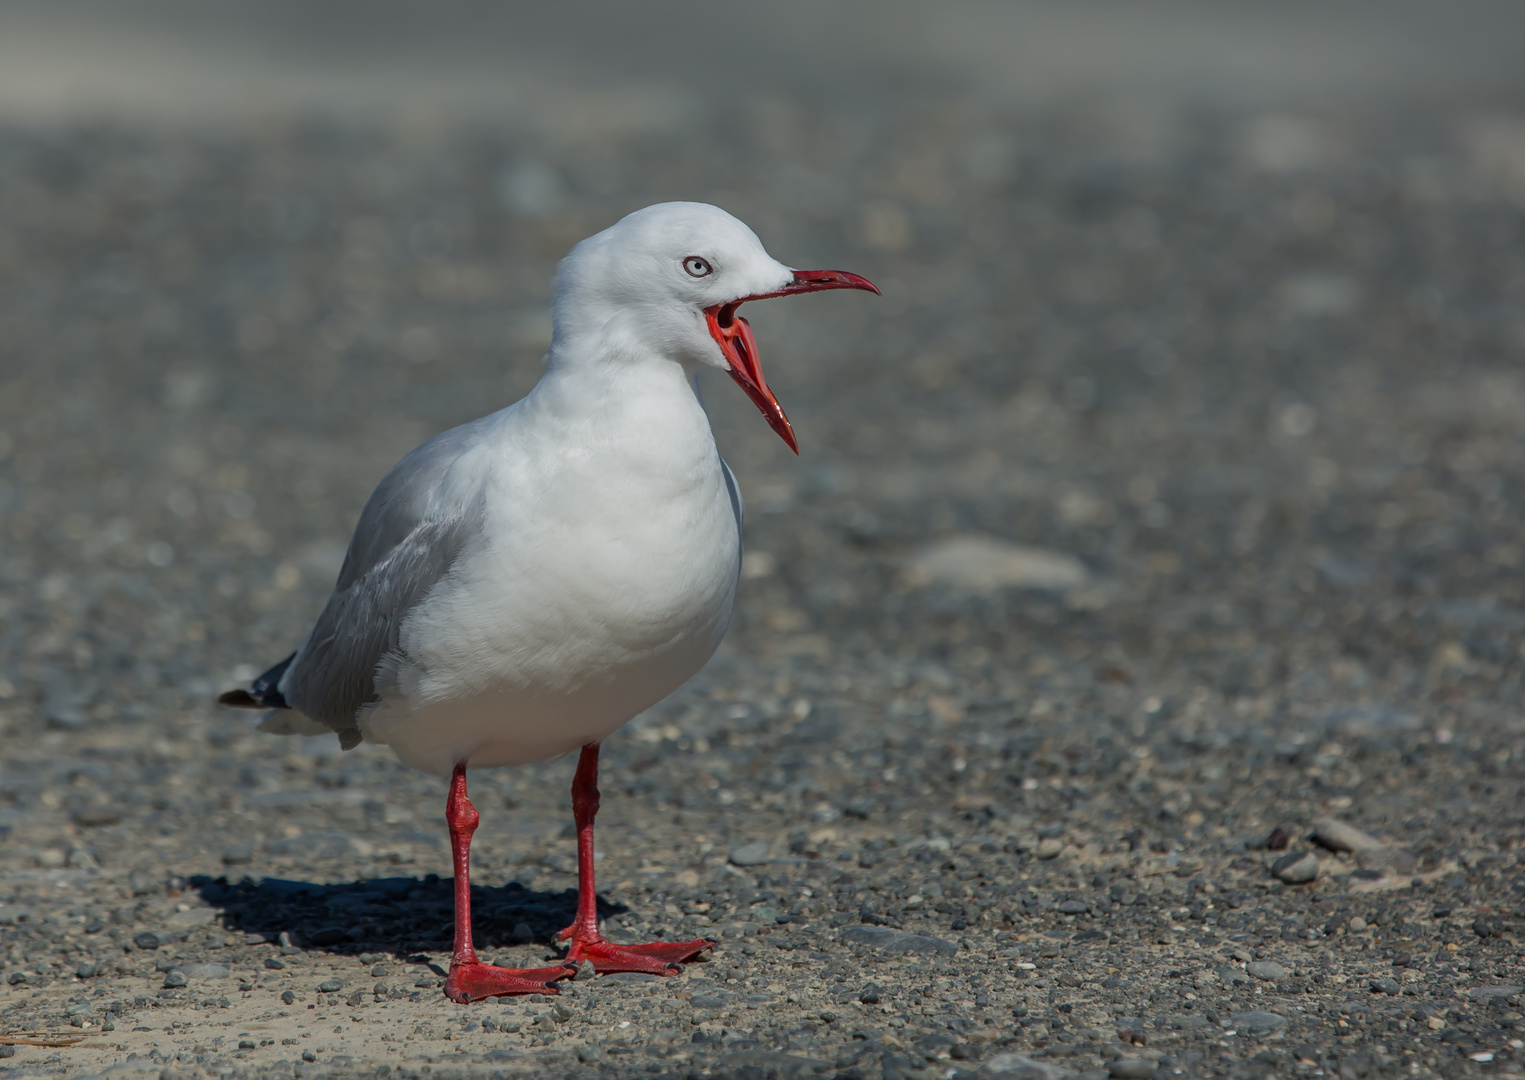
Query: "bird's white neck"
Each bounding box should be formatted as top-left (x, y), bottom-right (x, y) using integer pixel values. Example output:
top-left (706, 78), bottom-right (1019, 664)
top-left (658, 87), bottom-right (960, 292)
top-left (520, 339), bottom-right (718, 487)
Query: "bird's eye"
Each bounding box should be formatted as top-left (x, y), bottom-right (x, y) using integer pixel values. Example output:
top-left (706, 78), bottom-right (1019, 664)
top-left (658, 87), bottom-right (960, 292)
top-left (683, 256), bottom-right (713, 278)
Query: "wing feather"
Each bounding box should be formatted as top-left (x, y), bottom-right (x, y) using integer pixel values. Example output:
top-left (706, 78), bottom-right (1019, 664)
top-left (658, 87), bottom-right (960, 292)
top-left (278, 417), bottom-right (492, 740)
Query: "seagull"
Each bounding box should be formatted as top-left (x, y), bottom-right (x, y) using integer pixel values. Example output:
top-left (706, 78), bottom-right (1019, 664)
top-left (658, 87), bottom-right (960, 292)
top-left (219, 202), bottom-right (878, 1002)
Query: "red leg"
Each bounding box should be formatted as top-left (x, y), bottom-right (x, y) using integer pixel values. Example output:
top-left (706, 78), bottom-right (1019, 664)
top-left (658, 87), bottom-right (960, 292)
top-left (556, 743), bottom-right (715, 975)
top-left (442, 763), bottom-right (574, 1002)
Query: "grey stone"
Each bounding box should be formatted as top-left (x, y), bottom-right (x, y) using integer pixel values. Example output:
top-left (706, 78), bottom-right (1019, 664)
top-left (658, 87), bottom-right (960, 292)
top-left (1311, 818), bottom-right (1415, 873)
top-left (1217, 964), bottom-right (1249, 987)
top-left (904, 535), bottom-right (1088, 593)
top-left (1369, 977), bottom-right (1401, 995)
top-left (179, 962), bottom-right (230, 980)
top-left (719, 1050), bottom-right (831, 1077)
top-left (1311, 817), bottom-right (1384, 853)
top-left (577, 1044), bottom-right (606, 1063)
top-left (729, 841), bottom-right (772, 866)
top-left (1270, 850), bottom-right (1318, 883)
top-left (1230, 1010), bottom-right (1288, 1034)
top-left (1057, 900), bottom-right (1089, 914)
top-left (1108, 1060), bottom-right (1156, 1080)
top-left (127, 869), bottom-right (160, 896)
top-left (317, 978), bottom-right (343, 992)
top-left (984, 1052), bottom-right (1071, 1078)
top-left (221, 842), bottom-right (254, 865)
top-left (1247, 960), bottom-right (1287, 980)
top-left (838, 924), bottom-right (958, 956)
top-left (70, 805), bottom-right (126, 827)
top-left (1467, 984), bottom-right (1523, 1001)
top-left (162, 970), bottom-right (187, 988)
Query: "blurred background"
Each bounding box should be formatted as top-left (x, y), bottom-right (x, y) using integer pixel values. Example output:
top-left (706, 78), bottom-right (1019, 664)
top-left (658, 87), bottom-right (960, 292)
top-left (2, 0), bottom-right (1525, 797)
top-left (4, 0), bottom-right (1525, 970)
top-left (1, 1), bottom-right (1524, 1070)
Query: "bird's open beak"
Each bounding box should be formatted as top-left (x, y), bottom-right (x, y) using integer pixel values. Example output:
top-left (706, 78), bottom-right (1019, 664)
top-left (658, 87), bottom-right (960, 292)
top-left (706, 269), bottom-right (879, 454)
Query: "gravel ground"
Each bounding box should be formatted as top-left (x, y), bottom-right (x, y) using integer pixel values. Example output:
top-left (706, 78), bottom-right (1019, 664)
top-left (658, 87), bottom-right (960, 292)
top-left (1, 94), bottom-right (1524, 1080)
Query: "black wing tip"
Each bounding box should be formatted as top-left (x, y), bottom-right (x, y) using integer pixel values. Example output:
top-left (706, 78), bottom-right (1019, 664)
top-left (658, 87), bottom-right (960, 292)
top-left (218, 652), bottom-right (296, 710)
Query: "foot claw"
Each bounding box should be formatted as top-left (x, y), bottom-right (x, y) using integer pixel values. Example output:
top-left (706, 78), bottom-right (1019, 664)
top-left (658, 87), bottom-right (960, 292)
top-left (443, 961), bottom-right (575, 1003)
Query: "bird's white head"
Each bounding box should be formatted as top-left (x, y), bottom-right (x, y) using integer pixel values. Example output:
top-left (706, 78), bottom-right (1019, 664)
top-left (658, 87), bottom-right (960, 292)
top-left (550, 201), bottom-right (877, 453)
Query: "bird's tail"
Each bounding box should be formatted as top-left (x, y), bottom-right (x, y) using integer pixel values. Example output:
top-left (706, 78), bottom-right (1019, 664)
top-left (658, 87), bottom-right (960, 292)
top-left (217, 652), bottom-right (295, 709)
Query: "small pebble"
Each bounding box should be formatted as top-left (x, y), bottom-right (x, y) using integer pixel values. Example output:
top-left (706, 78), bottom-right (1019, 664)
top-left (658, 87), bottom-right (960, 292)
top-left (1247, 961), bottom-right (1287, 980)
top-left (1109, 1059), bottom-right (1156, 1079)
top-left (162, 970), bottom-right (187, 988)
top-left (127, 869), bottom-right (160, 896)
top-left (1036, 838), bottom-right (1064, 860)
top-left (371, 964), bottom-right (390, 977)
top-left (729, 841), bottom-right (771, 866)
top-left (1270, 850), bottom-right (1318, 883)
top-left (1311, 817), bottom-right (1383, 853)
top-left (179, 962), bottom-right (230, 980)
top-left (1230, 1010), bottom-right (1288, 1034)
top-left (70, 806), bottom-right (126, 827)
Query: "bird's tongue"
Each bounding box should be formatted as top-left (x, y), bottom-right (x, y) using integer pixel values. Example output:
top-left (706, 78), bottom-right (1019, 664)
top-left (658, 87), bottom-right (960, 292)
top-left (707, 304), bottom-right (798, 454)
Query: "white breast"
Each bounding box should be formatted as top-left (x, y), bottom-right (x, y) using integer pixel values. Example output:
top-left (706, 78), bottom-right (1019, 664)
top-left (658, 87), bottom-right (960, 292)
top-left (358, 360), bottom-right (742, 774)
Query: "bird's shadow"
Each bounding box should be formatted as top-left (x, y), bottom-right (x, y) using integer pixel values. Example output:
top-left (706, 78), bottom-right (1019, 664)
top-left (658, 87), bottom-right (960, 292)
top-left (191, 874), bottom-right (628, 960)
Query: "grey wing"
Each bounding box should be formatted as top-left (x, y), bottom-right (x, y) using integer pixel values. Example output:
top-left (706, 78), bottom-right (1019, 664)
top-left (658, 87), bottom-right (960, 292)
top-left (720, 455), bottom-right (744, 565)
top-left (276, 419), bottom-right (489, 745)
top-left (720, 455), bottom-right (744, 527)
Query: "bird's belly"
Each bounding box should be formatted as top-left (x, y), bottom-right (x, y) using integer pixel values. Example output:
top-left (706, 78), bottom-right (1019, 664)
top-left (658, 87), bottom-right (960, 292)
top-left (360, 480), bottom-right (740, 774)
top-left (363, 628), bottom-right (725, 773)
